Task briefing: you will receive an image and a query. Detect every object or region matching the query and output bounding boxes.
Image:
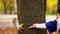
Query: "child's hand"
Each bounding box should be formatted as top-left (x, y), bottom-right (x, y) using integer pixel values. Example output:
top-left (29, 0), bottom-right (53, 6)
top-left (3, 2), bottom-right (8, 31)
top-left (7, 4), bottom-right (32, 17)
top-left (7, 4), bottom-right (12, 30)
top-left (18, 23), bottom-right (24, 32)
top-left (29, 24), bottom-right (36, 28)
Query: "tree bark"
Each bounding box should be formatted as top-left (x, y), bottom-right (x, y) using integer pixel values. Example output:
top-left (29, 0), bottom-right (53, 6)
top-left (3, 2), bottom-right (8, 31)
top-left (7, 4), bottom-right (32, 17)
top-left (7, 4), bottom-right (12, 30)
top-left (58, 0), bottom-right (60, 9)
top-left (17, 0), bottom-right (46, 34)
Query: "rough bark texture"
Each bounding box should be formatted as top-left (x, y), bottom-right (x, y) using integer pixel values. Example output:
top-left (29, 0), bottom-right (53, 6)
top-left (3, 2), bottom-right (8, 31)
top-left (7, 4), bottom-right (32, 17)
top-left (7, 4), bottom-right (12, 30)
top-left (17, 0), bottom-right (46, 34)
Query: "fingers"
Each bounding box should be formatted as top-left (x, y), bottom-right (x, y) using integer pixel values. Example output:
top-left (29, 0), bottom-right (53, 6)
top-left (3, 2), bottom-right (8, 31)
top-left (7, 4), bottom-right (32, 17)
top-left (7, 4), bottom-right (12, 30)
top-left (21, 23), bottom-right (24, 26)
top-left (29, 26), bottom-right (34, 28)
top-left (19, 23), bottom-right (24, 27)
top-left (19, 27), bottom-right (23, 32)
top-left (20, 27), bottom-right (24, 32)
top-left (29, 24), bottom-right (36, 28)
top-left (18, 23), bottom-right (24, 32)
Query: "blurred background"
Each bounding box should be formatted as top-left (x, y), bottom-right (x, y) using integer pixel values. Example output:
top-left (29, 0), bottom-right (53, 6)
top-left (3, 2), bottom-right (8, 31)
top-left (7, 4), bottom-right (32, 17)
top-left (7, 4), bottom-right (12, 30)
top-left (0, 0), bottom-right (58, 15)
top-left (0, 0), bottom-right (17, 14)
top-left (46, 0), bottom-right (58, 15)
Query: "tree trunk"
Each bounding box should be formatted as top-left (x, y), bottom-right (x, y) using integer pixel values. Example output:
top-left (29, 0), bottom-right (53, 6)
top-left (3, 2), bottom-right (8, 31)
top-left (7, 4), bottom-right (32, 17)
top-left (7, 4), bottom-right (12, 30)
top-left (3, 0), bottom-right (7, 14)
top-left (58, 0), bottom-right (60, 9)
top-left (17, 0), bottom-right (46, 34)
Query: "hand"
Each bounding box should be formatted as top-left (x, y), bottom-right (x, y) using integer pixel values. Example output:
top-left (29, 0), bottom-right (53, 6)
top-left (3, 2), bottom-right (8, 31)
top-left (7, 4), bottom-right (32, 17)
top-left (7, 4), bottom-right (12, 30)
top-left (19, 23), bottom-right (24, 32)
top-left (29, 24), bottom-right (36, 28)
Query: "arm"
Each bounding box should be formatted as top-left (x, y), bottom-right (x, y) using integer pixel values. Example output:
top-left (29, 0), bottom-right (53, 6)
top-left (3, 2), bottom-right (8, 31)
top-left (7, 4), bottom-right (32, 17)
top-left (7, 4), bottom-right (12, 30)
top-left (15, 20), bottom-right (24, 32)
top-left (36, 23), bottom-right (46, 28)
top-left (29, 23), bottom-right (46, 28)
top-left (15, 20), bottom-right (24, 29)
top-left (29, 20), bottom-right (57, 33)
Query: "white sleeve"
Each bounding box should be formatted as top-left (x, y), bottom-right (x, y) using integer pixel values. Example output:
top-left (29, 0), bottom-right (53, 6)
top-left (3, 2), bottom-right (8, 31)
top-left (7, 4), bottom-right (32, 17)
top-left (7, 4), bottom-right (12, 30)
top-left (57, 18), bottom-right (60, 31)
top-left (15, 20), bottom-right (20, 29)
top-left (36, 23), bottom-right (46, 28)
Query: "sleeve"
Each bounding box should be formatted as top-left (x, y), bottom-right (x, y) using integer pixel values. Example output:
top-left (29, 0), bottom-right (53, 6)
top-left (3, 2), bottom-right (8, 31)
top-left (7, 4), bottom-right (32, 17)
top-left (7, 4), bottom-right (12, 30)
top-left (45, 20), bottom-right (57, 33)
top-left (15, 20), bottom-right (20, 29)
top-left (36, 23), bottom-right (46, 28)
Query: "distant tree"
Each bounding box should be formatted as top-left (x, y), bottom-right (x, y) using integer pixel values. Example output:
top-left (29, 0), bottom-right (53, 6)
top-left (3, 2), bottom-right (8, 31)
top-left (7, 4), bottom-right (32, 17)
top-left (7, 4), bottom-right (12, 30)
top-left (3, 0), bottom-right (7, 14)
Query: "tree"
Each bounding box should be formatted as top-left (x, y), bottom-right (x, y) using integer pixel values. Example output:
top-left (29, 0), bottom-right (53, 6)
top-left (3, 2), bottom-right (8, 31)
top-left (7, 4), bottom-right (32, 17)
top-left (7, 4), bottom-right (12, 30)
top-left (3, 0), bottom-right (7, 14)
top-left (17, 0), bottom-right (46, 34)
top-left (58, 0), bottom-right (59, 8)
top-left (6, 0), bottom-right (14, 14)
